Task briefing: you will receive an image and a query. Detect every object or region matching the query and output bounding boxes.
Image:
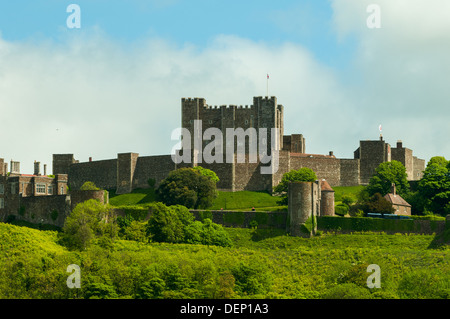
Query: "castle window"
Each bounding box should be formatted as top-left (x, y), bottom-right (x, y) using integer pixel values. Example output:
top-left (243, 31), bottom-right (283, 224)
top-left (36, 184), bottom-right (46, 194)
top-left (0, 198), bottom-right (3, 209)
top-left (11, 183), bottom-right (16, 194)
top-left (61, 186), bottom-right (64, 195)
top-left (48, 185), bottom-right (53, 195)
top-left (209, 120), bottom-right (213, 124)
top-left (0, 184), bottom-right (3, 194)
top-left (245, 120), bottom-right (248, 125)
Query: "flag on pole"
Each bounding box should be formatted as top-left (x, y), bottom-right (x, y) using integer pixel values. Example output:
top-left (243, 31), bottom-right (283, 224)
top-left (379, 124), bottom-right (382, 132)
top-left (267, 74), bottom-right (269, 79)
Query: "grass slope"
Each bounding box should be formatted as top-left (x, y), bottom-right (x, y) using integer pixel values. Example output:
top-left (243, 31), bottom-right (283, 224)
top-left (109, 188), bottom-right (284, 211)
top-left (109, 186), bottom-right (365, 211)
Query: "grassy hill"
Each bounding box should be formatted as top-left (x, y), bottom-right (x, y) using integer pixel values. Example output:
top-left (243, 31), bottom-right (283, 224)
top-left (109, 188), bottom-right (284, 211)
top-left (0, 221), bottom-right (448, 299)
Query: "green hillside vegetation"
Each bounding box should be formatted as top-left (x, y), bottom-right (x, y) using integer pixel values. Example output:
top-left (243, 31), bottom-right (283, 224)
top-left (0, 221), bottom-right (448, 299)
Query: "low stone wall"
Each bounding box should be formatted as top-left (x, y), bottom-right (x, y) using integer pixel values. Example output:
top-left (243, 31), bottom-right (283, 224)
top-left (10, 195), bottom-right (71, 228)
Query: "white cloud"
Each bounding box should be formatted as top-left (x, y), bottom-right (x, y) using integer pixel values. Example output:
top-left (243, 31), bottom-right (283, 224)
top-left (1, 0), bottom-right (449, 176)
top-left (330, 0), bottom-right (450, 162)
top-left (0, 29), bottom-right (351, 173)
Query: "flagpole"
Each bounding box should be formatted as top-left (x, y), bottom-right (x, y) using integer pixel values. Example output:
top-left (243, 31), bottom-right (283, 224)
top-left (266, 74), bottom-right (269, 97)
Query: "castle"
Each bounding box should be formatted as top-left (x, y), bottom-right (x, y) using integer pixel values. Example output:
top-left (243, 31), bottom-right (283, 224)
top-left (54, 96), bottom-right (425, 193)
top-left (0, 96), bottom-right (425, 226)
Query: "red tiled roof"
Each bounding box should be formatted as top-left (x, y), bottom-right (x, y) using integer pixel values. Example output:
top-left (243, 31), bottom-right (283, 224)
top-left (290, 153), bottom-right (336, 158)
top-left (384, 193), bottom-right (411, 207)
top-left (320, 179), bottom-right (334, 192)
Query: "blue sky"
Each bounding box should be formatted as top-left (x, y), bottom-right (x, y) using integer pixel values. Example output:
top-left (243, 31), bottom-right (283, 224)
top-left (0, 0), bottom-right (449, 173)
top-left (0, 1), bottom-right (355, 68)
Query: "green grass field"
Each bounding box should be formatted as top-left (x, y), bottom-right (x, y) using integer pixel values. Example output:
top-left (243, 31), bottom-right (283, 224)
top-left (109, 188), bottom-right (285, 211)
top-left (109, 185), bottom-right (365, 212)
top-left (108, 188), bottom-right (157, 206)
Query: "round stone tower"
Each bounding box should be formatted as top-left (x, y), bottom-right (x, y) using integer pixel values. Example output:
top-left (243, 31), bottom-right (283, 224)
top-left (287, 181), bottom-right (320, 237)
top-left (320, 179), bottom-right (335, 216)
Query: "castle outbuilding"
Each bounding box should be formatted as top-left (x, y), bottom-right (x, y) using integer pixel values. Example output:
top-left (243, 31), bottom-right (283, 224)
top-left (384, 183), bottom-right (411, 216)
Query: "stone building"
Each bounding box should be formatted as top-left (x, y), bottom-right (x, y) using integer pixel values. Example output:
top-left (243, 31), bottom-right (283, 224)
top-left (384, 183), bottom-right (411, 216)
top-left (52, 96), bottom-right (425, 194)
top-left (354, 137), bottom-right (425, 184)
top-left (287, 179), bottom-right (335, 237)
top-left (0, 158), bottom-right (106, 227)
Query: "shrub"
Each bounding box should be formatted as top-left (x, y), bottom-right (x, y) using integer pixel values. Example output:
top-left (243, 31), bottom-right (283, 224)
top-left (322, 283), bottom-right (372, 299)
top-left (335, 204), bottom-right (349, 216)
top-left (80, 181), bottom-right (100, 191)
top-left (146, 203), bottom-right (232, 247)
top-left (62, 199), bottom-right (118, 250)
top-left (231, 262), bottom-right (272, 296)
top-left (146, 203), bottom-right (185, 243)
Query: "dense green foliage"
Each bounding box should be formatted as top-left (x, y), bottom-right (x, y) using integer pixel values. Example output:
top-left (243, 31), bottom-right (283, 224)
top-left (79, 181), bottom-right (101, 191)
top-left (115, 202), bottom-right (232, 247)
top-left (192, 166), bottom-right (220, 183)
top-left (273, 167), bottom-right (317, 205)
top-left (366, 160), bottom-right (410, 197)
top-left (156, 168), bottom-right (217, 209)
top-left (0, 222), bottom-right (448, 299)
top-left (363, 193), bottom-right (395, 215)
top-left (415, 156), bottom-right (450, 216)
top-left (61, 200), bottom-right (118, 250)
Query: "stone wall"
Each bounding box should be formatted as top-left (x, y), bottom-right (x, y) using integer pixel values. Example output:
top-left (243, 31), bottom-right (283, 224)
top-left (70, 189), bottom-right (108, 210)
top-left (357, 139), bottom-right (390, 184)
top-left (68, 159), bottom-right (118, 190)
top-left (289, 154), bottom-right (341, 186)
top-left (132, 155), bottom-right (180, 189)
top-left (6, 195), bottom-right (71, 228)
top-left (339, 159), bottom-right (360, 186)
top-left (413, 156), bottom-right (426, 180)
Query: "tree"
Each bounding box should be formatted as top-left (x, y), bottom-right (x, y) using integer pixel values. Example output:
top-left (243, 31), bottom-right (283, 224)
top-left (363, 193), bottom-right (395, 216)
top-left (146, 203), bottom-right (187, 243)
top-left (62, 199), bottom-right (118, 250)
top-left (366, 160), bottom-right (410, 197)
top-left (417, 156), bottom-right (450, 215)
top-left (273, 167), bottom-right (317, 205)
top-left (193, 166), bottom-right (220, 183)
top-left (156, 168), bottom-right (217, 209)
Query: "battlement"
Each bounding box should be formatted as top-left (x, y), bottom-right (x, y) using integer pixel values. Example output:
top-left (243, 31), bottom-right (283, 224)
top-left (182, 96), bottom-right (279, 111)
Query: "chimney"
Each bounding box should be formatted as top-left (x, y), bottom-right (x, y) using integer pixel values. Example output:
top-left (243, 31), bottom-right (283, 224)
top-left (34, 161), bottom-right (41, 176)
top-left (329, 151), bottom-right (334, 157)
top-left (397, 140), bottom-right (403, 149)
top-left (44, 164), bottom-right (47, 176)
top-left (391, 183), bottom-right (396, 196)
top-left (89, 157), bottom-right (92, 162)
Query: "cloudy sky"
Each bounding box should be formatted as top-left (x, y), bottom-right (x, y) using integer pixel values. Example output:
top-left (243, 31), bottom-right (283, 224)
top-left (0, 0), bottom-right (449, 173)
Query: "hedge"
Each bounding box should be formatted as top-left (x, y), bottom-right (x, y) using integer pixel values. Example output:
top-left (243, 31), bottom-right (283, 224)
top-left (317, 216), bottom-right (445, 234)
